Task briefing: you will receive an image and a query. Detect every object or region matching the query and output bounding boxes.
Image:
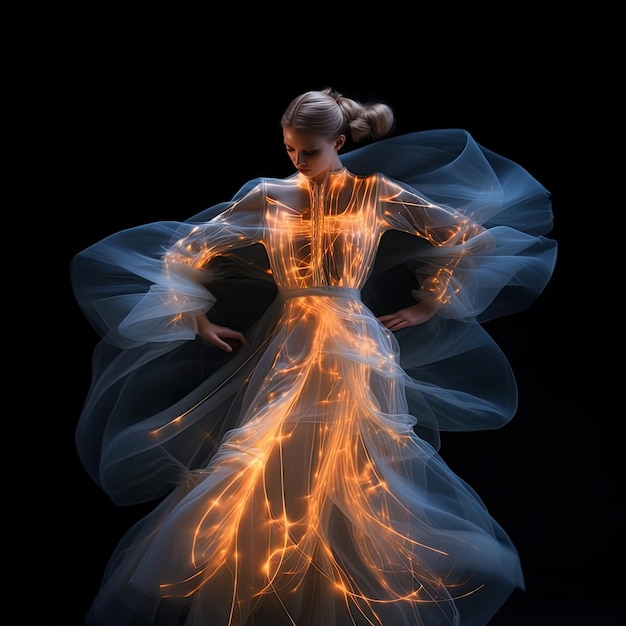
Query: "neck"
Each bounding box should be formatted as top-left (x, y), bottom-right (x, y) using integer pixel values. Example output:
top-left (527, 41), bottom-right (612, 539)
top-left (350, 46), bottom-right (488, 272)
top-left (311, 159), bottom-right (344, 184)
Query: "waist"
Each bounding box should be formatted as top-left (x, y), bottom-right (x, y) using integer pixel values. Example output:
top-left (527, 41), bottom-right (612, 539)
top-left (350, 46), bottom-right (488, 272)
top-left (278, 287), bottom-right (361, 301)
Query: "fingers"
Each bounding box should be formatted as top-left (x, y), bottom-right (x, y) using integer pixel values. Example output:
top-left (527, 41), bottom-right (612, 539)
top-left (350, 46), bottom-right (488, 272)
top-left (378, 303), bottom-right (436, 330)
top-left (215, 339), bottom-right (234, 353)
top-left (388, 320), bottom-right (408, 331)
top-left (378, 310), bottom-right (422, 330)
top-left (377, 314), bottom-right (399, 327)
top-left (378, 315), bottom-right (407, 330)
top-left (212, 327), bottom-right (249, 352)
top-left (228, 330), bottom-right (249, 349)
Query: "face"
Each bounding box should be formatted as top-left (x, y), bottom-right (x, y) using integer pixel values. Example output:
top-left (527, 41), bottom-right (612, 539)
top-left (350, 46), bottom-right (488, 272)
top-left (283, 126), bottom-right (345, 183)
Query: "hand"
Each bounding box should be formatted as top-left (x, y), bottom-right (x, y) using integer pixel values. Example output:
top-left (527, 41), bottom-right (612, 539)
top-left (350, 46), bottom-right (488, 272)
top-left (195, 315), bottom-right (250, 353)
top-left (378, 301), bottom-right (438, 331)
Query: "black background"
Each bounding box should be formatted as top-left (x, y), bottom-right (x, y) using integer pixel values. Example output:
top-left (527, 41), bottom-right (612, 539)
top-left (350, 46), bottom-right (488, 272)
top-left (57, 24), bottom-right (621, 626)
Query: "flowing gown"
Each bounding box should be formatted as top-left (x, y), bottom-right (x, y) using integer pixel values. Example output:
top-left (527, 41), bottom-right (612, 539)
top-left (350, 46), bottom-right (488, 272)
top-left (72, 130), bottom-right (558, 625)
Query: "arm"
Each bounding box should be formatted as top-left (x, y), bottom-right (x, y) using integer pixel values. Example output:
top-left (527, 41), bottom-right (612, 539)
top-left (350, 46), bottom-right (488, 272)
top-left (378, 177), bottom-right (496, 327)
top-left (117, 183), bottom-right (266, 345)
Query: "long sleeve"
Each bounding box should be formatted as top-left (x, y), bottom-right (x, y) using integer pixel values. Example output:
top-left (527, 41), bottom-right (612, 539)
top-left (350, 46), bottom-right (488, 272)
top-left (117, 184), bottom-right (266, 343)
top-left (344, 129), bottom-right (557, 323)
top-left (72, 182), bottom-right (266, 348)
top-left (379, 176), bottom-right (496, 314)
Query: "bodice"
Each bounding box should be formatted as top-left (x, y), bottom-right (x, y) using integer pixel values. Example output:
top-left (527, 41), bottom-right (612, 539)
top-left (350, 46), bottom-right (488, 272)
top-left (264, 170), bottom-right (382, 290)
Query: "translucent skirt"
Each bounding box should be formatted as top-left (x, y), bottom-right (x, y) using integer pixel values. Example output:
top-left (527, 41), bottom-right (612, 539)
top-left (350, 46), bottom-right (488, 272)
top-left (85, 288), bottom-right (524, 626)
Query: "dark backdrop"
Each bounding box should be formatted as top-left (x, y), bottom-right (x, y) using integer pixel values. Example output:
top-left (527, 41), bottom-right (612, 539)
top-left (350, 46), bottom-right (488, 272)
top-left (59, 42), bottom-right (620, 625)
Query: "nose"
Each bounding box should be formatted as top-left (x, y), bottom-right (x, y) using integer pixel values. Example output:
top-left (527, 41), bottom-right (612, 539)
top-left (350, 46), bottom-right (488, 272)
top-left (295, 151), bottom-right (307, 166)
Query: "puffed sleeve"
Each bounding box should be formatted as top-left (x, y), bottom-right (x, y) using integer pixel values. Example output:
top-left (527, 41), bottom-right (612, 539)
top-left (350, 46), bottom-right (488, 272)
top-left (72, 181), bottom-right (266, 347)
top-left (379, 176), bottom-right (497, 317)
top-left (344, 130), bottom-right (557, 323)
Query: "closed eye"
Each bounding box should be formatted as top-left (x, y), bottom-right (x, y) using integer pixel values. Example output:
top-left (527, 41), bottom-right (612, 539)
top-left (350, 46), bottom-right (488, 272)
top-left (285, 147), bottom-right (318, 156)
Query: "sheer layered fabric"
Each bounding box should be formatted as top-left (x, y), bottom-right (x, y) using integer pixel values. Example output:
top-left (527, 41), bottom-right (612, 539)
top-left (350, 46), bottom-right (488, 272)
top-left (72, 130), bottom-right (557, 625)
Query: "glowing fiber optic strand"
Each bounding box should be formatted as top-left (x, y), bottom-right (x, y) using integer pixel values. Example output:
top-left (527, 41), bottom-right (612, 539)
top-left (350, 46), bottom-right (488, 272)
top-left (160, 295), bottom-right (481, 624)
top-left (151, 171), bottom-right (494, 624)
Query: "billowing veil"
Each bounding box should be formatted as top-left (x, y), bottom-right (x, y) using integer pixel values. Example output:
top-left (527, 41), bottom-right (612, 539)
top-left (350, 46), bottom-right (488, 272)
top-left (343, 129), bottom-right (557, 446)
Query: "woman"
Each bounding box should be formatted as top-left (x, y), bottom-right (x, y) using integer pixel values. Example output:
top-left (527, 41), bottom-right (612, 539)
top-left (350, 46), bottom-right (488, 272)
top-left (72, 88), bottom-right (557, 625)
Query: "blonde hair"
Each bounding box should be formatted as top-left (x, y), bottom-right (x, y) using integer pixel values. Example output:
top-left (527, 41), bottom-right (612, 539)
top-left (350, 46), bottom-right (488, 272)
top-left (281, 87), bottom-right (395, 143)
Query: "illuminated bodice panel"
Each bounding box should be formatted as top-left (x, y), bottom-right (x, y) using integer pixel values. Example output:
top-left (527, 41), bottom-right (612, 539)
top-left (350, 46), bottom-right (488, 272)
top-left (165, 167), bottom-right (483, 311)
top-left (264, 170), bottom-right (381, 290)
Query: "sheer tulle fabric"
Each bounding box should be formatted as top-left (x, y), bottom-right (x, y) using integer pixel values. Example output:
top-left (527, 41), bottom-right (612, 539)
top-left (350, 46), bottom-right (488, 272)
top-left (72, 130), bottom-right (557, 625)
